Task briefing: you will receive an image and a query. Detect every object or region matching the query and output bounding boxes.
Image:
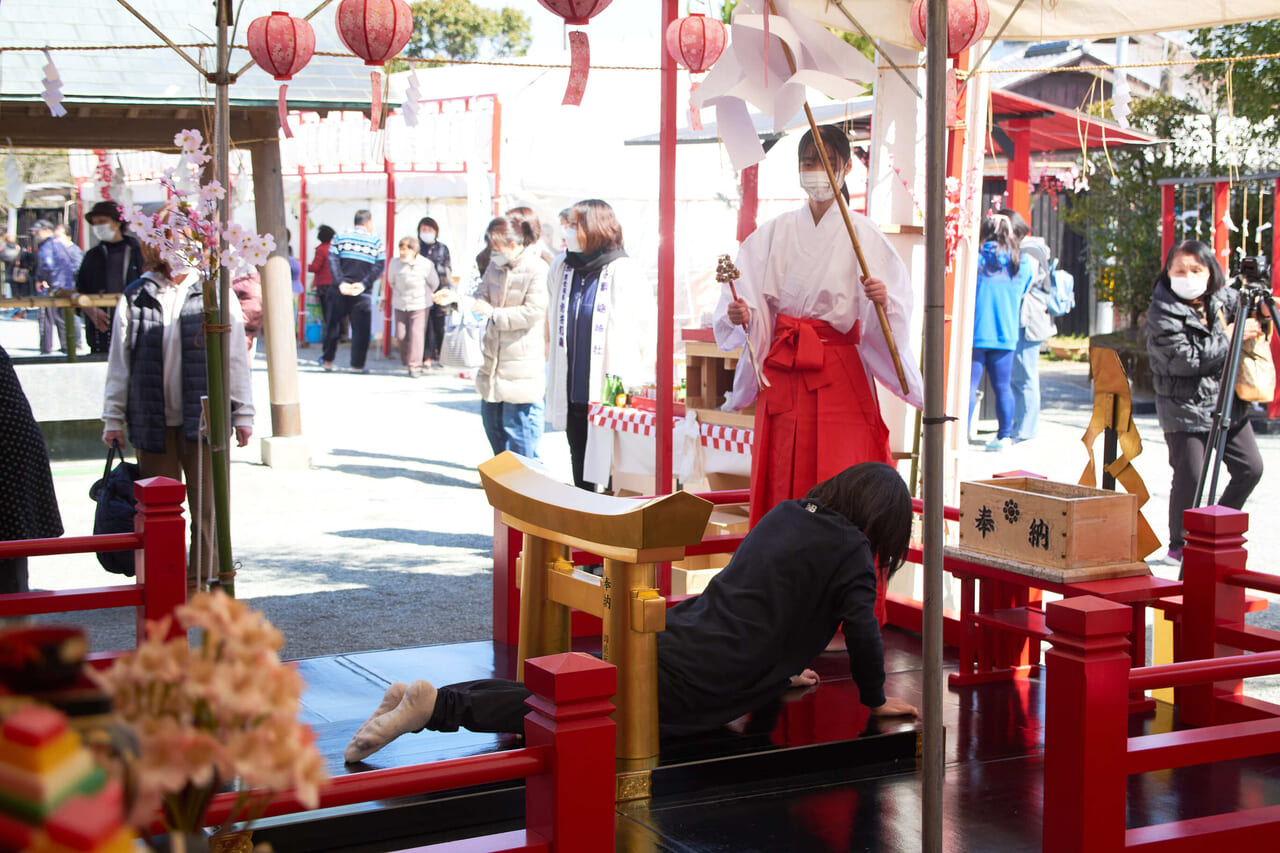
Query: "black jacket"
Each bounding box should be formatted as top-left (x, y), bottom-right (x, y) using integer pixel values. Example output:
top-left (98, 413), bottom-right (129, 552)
top-left (1145, 281), bottom-right (1241, 433)
top-left (656, 499), bottom-right (886, 734)
top-left (76, 235), bottom-right (143, 295)
top-left (0, 344), bottom-right (64, 542)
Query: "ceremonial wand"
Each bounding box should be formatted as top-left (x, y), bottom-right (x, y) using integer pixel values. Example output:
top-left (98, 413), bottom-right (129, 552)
top-left (766, 0), bottom-right (911, 396)
top-left (717, 254), bottom-right (770, 389)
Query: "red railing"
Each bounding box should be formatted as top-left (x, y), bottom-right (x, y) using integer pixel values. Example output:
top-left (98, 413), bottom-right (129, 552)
top-left (1042, 593), bottom-right (1280, 852)
top-left (0, 477), bottom-right (188, 658)
top-left (1173, 506), bottom-right (1280, 727)
top-left (181, 653), bottom-right (617, 853)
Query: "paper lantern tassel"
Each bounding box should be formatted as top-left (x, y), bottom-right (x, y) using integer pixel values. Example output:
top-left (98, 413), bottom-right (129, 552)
top-left (564, 30), bottom-right (590, 106)
top-left (278, 84), bottom-right (295, 138)
top-left (370, 70), bottom-right (384, 132)
top-left (690, 81), bottom-right (703, 131)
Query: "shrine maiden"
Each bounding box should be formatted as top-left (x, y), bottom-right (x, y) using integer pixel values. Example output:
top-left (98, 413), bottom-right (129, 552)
top-left (714, 125), bottom-right (923, 529)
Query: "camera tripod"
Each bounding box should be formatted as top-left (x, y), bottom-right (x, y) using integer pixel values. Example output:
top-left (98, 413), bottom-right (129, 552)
top-left (1193, 276), bottom-right (1280, 508)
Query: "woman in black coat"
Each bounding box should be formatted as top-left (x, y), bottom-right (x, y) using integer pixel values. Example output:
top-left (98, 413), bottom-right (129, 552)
top-left (417, 217), bottom-right (452, 368)
top-left (0, 344), bottom-right (64, 593)
top-left (1144, 240), bottom-right (1264, 563)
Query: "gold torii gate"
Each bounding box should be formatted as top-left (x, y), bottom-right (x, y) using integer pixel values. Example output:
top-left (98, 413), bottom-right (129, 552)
top-left (478, 452), bottom-right (713, 764)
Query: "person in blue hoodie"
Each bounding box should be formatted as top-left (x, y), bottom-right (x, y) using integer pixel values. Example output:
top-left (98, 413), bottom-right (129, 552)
top-left (969, 211), bottom-right (1033, 451)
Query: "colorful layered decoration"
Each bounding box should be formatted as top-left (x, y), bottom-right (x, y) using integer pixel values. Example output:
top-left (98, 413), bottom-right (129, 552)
top-left (28, 781), bottom-right (135, 853)
top-left (0, 706), bottom-right (105, 828)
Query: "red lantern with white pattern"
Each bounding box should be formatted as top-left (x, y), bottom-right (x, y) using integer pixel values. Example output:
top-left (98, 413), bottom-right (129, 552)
top-left (536, 0), bottom-right (615, 105)
top-left (908, 0), bottom-right (989, 58)
top-left (335, 0), bottom-right (415, 130)
top-left (247, 11), bottom-right (316, 139)
top-left (665, 13), bottom-right (728, 131)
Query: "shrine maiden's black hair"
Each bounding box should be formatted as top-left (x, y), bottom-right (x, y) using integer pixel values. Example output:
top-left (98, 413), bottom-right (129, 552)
top-left (805, 462), bottom-right (912, 577)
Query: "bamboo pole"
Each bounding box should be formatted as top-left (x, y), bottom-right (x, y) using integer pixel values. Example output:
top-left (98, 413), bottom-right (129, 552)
top-left (766, 1), bottom-right (910, 396)
top-left (206, 0), bottom-right (236, 595)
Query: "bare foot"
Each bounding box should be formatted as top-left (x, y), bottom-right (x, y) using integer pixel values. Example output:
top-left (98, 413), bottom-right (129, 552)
top-left (344, 680), bottom-right (438, 763)
top-left (789, 668), bottom-right (820, 688)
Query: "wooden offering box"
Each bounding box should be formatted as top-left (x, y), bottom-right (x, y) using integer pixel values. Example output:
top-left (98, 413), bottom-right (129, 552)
top-left (959, 478), bottom-right (1139, 573)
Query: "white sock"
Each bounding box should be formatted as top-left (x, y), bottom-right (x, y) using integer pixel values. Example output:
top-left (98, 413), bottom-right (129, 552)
top-left (344, 682), bottom-right (406, 763)
top-left (344, 679), bottom-right (438, 763)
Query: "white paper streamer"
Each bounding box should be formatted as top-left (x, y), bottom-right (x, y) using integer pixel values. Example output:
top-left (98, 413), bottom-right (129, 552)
top-left (4, 146), bottom-right (28, 208)
top-left (402, 70), bottom-right (422, 128)
top-left (692, 0), bottom-right (877, 171)
top-left (41, 48), bottom-right (67, 118)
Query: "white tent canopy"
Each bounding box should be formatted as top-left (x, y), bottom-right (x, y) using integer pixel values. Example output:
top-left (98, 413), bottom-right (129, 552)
top-left (795, 0), bottom-right (1280, 47)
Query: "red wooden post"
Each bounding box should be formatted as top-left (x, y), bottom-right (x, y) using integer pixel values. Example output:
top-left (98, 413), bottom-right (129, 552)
top-left (1177, 505), bottom-right (1249, 726)
top-left (1005, 121), bottom-right (1032, 222)
top-left (1213, 180), bottom-right (1230, 272)
top-left (1160, 183), bottom-right (1176, 261)
top-left (1043, 596), bottom-right (1131, 853)
top-left (522, 653), bottom-right (616, 852)
top-left (493, 509), bottom-right (523, 647)
top-left (133, 477), bottom-right (188, 642)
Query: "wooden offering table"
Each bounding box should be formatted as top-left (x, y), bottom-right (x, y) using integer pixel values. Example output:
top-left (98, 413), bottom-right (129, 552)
top-left (946, 545), bottom-right (1180, 710)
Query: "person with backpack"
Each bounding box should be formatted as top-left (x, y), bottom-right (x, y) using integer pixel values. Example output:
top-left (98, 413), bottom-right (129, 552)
top-left (969, 211), bottom-right (1034, 451)
top-left (1008, 211), bottom-right (1053, 443)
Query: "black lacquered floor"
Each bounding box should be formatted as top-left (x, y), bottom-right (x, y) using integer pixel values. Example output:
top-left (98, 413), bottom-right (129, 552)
top-left (253, 629), bottom-right (1280, 852)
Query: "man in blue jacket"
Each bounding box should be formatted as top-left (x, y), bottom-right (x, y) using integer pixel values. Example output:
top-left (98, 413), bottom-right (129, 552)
top-left (322, 209), bottom-right (385, 373)
top-left (30, 219), bottom-right (80, 355)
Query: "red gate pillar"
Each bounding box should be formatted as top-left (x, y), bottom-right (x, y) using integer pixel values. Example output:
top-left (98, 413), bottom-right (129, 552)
top-left (1042, 595), bottom-right (1132, 853)
top-left (1213, 180), bottom-right (1230, 272)
top-left (1160, 183), bottom-right (1176, 261)
top-left (655, 0), bottom-right (679, 594)
top-left (1177, 505), bottom-right (1249, 726)
top-left (383, 157), bottom-right (396, 358)
top-left (1005, 121), bottom-right (1032, 222)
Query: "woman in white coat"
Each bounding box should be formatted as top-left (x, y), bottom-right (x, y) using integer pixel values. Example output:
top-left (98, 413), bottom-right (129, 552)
top-left (546, 199), bottom-right (654, 490)
top-left (470, 212), bottom-right (550, 458)
top-left (387, 236), bottom-right (439, 377)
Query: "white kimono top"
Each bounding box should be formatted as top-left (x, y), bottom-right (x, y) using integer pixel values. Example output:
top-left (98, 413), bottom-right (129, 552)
top-left (712, 205), bottom-right (924, 411)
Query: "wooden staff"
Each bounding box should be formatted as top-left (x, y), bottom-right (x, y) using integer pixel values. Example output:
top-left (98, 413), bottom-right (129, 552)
top-left (767, 0), bottom-right (910, 396)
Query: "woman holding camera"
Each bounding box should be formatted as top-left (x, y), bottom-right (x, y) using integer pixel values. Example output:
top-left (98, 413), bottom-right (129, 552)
top-left (1145, 240), bottom-right (1264, 563)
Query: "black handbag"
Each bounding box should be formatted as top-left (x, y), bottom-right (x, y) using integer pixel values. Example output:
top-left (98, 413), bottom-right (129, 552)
top-left (89, 444), bottom-right (141, 577)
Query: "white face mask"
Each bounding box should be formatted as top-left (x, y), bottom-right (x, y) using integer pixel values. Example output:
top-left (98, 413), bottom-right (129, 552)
top-left (419, 230), bottom-right (436, 244)
top-left (565, 226), bottom-right (582, 254)
top-left (491, 252), bottom-right (510, 268)
top-left (799, 170), bottom-right (836, 203)
top-left (91, 223), bottom-right (118, 242)
top-left (1170, 273), bottom-right (1210, 301)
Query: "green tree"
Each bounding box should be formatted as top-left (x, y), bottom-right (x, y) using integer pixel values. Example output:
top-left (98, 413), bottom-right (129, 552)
top-left (1063, 95), bottom-right (1201, 328)
top-left (405, 0), bottom-right (532, 65)
top-left (1190, 22), bottom-right (1280, 143)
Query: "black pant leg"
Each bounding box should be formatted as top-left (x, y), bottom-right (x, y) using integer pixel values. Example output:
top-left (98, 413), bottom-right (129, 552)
top-left (1165, 431), bottom-right (1207, 550)
top-left (1219, 417), bottom-right (1264, 510)
top-left (426, 679), bottom-right (531, 734)
top-left (424, 305), bottom-right (446, 362)
top-left (321, 292), bottom-right (350, 363)
top-left (348, 295), bottom-right (372, 369)
top-left (565, 402), bottom-right (595, 491)
top-left (0, 557), bottom-right (30, 594)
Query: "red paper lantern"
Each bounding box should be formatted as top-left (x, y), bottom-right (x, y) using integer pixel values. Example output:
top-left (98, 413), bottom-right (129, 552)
top-left (247, 11), bottom-right (316, 139)
top-left (536, 1), bottom-right (615, 105)
top-left (665, 13), bottom-right (727, 74)
top-left (665, 13), bottom-right (727, 132)
top-left (335, 0), bottom-right (415, 130)
top-left (536, 1), bottom-right (613, 26)
top-left (908, 0), bottom-right (989, 58)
